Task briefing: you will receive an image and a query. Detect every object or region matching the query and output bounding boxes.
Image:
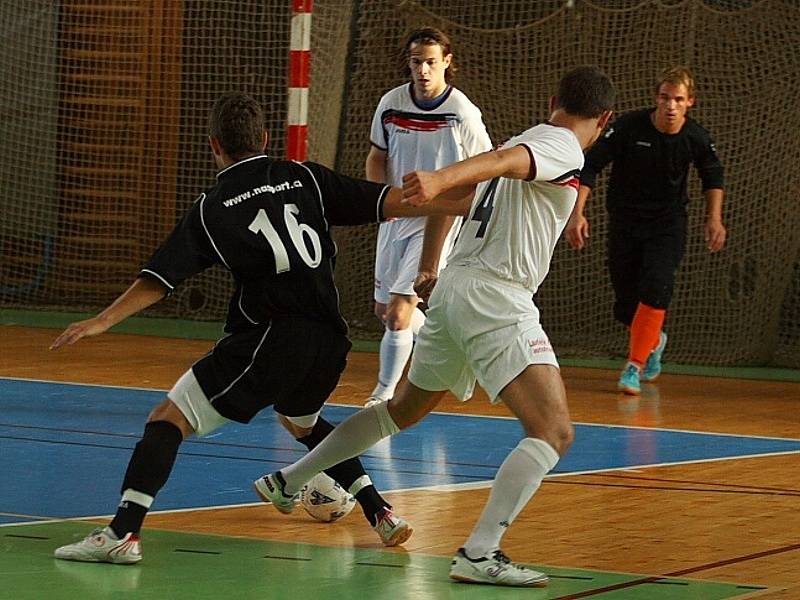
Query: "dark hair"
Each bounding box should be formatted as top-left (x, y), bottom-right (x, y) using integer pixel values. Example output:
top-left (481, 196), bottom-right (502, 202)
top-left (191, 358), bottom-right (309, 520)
top-left (208, 93), bottom-right (265, 159)
top-left (555, 67), bottom-right (615, 118)
top-left (398, 27), bottom-right (456, 82)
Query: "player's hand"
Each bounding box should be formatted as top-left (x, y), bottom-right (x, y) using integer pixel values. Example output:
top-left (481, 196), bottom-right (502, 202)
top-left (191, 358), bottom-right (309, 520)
top-left (705, 218), bottom-right (726, 252)
top-left (49, 317), bottom-right (110, 350)
top-left (402, 171), bottom-right (442, 206)
top-left (414, 270), bottom-right (438, 303)
top-left (565, 213), bottom-right (590, 250)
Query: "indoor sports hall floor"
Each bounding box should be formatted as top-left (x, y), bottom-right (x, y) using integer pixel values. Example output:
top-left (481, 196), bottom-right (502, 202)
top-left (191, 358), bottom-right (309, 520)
top-left (1, 324), bottom-right (799, 599)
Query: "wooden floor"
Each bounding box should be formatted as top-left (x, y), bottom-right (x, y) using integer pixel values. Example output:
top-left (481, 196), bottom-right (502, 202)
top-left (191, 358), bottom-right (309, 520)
top-left (2, 325), bottom-right (800, 598)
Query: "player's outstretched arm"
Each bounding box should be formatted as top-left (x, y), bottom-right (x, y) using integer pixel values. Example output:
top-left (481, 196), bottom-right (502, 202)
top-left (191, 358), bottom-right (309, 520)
top-left (50, 277), bottom-right (168, 350)
top-left (402, 146), bottom-right (531, 206)
top-left (382, 186), bottom-right (474, 219)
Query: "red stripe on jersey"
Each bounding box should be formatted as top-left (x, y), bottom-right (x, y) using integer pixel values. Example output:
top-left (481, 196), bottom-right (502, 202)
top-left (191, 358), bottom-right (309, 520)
top-left (552, 177), bottom-right (579, 191)
top-left (384, 114), bottom-right (453, 132)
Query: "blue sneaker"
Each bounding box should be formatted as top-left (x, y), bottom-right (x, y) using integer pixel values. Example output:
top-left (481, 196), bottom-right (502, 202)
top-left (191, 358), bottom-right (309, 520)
top-left (643, 331), bottom-right (667, 381)
top-left (617, 362), bottom-right (641, 395)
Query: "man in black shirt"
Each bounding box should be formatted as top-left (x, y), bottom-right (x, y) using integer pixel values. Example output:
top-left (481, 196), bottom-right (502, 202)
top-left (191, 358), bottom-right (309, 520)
top-left (566, 66), bottom-right (726, 394)
top-left (50, 93), bottom-right (473, 564)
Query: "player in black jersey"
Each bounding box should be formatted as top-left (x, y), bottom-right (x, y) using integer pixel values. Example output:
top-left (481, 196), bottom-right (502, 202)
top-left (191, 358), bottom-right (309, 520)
top-left (566, 66), bottom-right (726, 394)
top-left (50, 93), bottom-right (473, 564)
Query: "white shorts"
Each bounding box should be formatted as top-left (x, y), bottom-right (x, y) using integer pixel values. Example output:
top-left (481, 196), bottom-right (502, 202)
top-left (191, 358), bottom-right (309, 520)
top-left (168, 370), bottom-right (229, 437)
top-left (373, 225), bottom-right (425, 304)
top-left (408, 266), bottom-right (559, 404)
top-left (373, 219), bottom-right (460, 304)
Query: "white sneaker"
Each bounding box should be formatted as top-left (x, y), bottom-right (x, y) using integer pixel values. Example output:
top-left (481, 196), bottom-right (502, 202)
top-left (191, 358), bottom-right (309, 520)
top-left (364, 395), bottom-right (389, 408)
top-left (449, 547), bottom-right (548, 587)
top-left (253, 473), bottom-right (296, 514)
top-left (54, 527), bottom-right (142, 564)
top-left (372, 508), bottom-right (413, 546)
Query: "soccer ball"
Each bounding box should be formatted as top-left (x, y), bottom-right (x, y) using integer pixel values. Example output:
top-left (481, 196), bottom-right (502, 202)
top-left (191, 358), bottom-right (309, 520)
top-left (299, 472), bottom-right (356, 522)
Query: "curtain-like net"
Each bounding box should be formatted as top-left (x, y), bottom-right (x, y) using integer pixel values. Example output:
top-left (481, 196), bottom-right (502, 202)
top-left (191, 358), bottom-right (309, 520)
top-left (329, 0), bottom-right (800, 367)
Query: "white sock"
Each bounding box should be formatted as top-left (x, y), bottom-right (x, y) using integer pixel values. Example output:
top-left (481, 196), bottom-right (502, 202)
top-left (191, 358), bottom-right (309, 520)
top-left (281, 402), bottom-right (400, 494)
top-left (410, 307), bottom-right (426, 339)
top-left (463, 438), bottom-right (560, 558)
top-left (371, 327), bottom-right (414, 400)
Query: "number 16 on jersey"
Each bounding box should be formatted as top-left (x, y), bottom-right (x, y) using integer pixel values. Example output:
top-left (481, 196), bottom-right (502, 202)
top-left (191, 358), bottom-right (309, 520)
top-left (248, 204), bottom-right (322, 273)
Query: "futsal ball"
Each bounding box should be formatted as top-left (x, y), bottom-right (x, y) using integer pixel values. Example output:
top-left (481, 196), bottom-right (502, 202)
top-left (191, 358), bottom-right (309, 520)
top-left (299, 472), bottom-right (356, 522)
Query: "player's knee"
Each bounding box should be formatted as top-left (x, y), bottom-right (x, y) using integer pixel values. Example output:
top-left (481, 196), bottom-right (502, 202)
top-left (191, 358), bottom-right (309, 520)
top-left (384, 300), bottom-right (415, 330)
top-left (553, 420), bottom-right (575, 455)
top-left (640, 283), bottom-right (673, 310)
top-left (147, 398), bottom-right (193, 438)
top-left (278, 413), bottom-right (316, 438)
top-left (384, 311), bottom-right (410, 331)
top-left (384, 316), bottom-right (410, 331)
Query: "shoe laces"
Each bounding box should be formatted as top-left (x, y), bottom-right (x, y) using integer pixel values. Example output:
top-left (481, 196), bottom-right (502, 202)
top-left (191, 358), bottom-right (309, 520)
top-left (375, 507), bottom-right (396, 527)
top-left (490, 549), bottom-right (512, 565)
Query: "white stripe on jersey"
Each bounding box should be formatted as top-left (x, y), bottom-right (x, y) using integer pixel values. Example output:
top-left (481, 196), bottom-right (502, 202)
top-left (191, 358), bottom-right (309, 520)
top-left (199, 193), bottom-right (232, 270)
top-left (139, 268), bottom-right (174, 291)
top-left (446, 124), bottom-right (584, 294)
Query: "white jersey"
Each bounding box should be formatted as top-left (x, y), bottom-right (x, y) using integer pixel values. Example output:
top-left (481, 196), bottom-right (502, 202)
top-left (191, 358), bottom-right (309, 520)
top-left (447, 123), bottom-right (584, 294)
top-left (370, 82), bottom-right (491, 240)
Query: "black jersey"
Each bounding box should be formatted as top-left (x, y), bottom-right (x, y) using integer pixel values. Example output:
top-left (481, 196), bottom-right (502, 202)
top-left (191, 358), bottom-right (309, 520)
top-left (140, 155), bottom-right (389, 333)
top-left (580, 109), bottom-right (724, 221)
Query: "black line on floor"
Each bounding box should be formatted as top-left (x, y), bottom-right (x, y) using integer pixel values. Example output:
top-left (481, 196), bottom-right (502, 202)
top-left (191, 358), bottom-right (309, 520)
top-left (663, 542), bottom-right (800, 577)
top-left (545, 478), bottom-right (800, 497)
top-left (354, 562), bottom-right (405, 569)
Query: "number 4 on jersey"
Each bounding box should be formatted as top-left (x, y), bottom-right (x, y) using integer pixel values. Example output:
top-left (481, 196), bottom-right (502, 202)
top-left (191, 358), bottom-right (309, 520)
top-left (471, 177), bottom-right (499, 238)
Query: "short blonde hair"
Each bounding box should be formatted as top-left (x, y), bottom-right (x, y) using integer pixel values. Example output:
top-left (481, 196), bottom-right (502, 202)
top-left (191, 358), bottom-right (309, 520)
top-left (655, 66), bottom-right (695, 98)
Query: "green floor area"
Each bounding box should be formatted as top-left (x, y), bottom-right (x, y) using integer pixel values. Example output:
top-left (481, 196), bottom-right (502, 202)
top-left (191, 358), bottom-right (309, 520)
top-left (3, 308), bottom-right (799, 382)
top-left (1, 522), bottom-right (766, 599)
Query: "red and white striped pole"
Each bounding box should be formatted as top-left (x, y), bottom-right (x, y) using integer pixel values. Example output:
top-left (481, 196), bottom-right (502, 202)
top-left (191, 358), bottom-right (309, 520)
top-left (287, 0), bottom-right (312, 161)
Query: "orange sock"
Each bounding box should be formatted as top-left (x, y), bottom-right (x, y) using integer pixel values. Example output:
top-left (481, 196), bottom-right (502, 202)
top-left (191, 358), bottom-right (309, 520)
top-left (628, 303), bottom-right (666, 367)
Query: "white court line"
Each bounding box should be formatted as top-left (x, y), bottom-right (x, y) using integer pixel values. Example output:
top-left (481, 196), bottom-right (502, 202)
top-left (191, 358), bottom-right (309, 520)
top-left (3, 448), bottom-right (800, 529)
top-left (3, 375), bottom-right (800, 442)
top-left (3, 376), bottom-right (800, 528)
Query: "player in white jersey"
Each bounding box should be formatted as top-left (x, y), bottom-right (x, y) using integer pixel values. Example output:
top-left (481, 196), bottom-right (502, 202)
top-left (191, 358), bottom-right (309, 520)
top-left (364, 27), bottom-right (491, 406)
top-left (255, 67), bottom-right (615, 587)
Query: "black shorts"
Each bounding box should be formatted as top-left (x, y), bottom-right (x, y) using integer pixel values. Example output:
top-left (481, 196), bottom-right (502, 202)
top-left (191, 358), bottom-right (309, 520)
top-left (607, 213), bottom-right (687, 324)
top-left (191, 318), bottom-right (351, 424)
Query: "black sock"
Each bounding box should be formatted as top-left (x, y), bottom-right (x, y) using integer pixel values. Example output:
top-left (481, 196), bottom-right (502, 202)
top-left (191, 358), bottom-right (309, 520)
top-left (355, 487), bottom-right (391, 526)
top-left (109, 420), bottom-right (183, 536)
top-left (297, 417), bottom-right (389, 525)
top-left (108, 502), bottom-right (148, 539)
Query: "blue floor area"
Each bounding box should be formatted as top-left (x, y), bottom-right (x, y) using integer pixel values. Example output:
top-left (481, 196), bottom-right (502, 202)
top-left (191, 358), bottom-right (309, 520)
top-left (2, 377), bottom-right (800, 524)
